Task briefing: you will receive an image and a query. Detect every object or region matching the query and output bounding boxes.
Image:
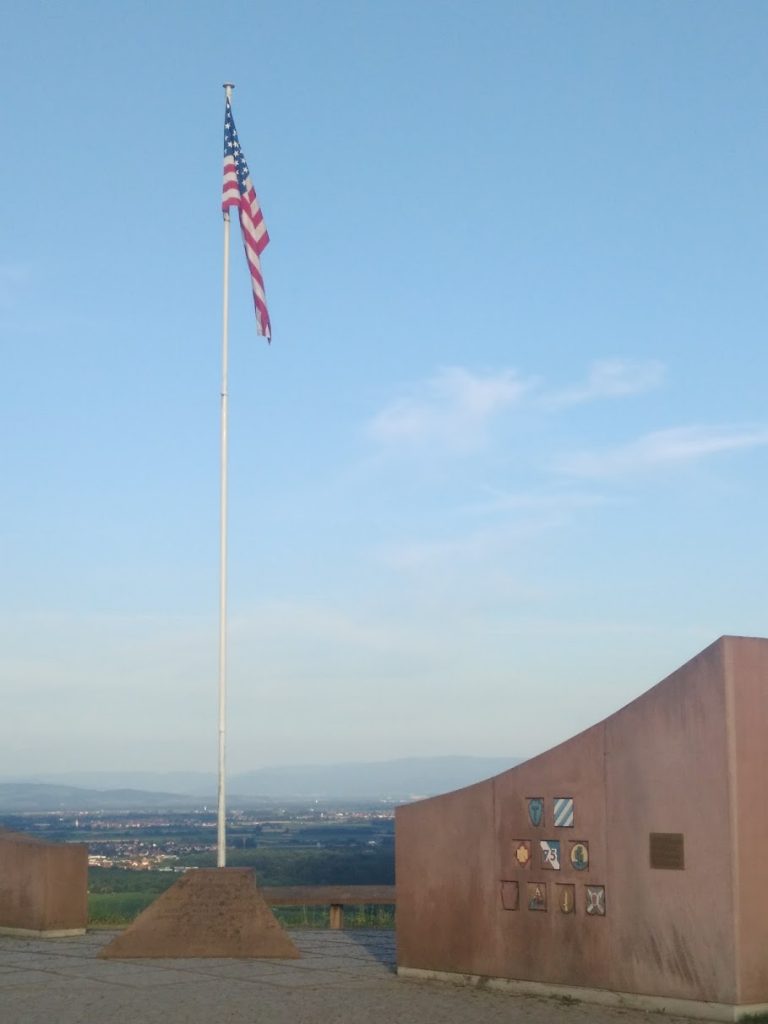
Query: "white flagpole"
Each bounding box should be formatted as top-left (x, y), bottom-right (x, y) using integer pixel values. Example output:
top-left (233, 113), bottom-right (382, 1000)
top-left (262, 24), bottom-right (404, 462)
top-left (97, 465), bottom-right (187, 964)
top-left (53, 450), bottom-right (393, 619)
top-left (217, 81), bottom-right (234, 868)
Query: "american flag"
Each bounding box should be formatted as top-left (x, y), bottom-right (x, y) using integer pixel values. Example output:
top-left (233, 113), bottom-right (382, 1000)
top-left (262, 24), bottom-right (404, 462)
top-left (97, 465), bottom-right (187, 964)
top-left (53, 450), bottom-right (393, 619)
top-left (222, 98), bottom-right (271, 340)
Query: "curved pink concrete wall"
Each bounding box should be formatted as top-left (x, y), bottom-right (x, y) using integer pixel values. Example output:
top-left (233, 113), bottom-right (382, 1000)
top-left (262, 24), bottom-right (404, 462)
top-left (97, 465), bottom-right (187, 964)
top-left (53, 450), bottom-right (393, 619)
top-left (396, 636), bottom-right (768, 1010)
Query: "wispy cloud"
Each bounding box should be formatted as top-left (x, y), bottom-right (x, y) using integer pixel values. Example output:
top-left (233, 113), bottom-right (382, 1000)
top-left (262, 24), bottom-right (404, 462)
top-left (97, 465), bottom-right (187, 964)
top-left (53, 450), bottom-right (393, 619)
top-left (380, 532), bottom-right (494, 571)
top-left (367, 359), bottom-right (665, 454)
top-left (557, 425), bottom-right (768, 478)
top-left (367, 366), bottom-right (533, 452)
top-left (460, 489), bottom-right (610, 516)
top-left (541, 358), bottom-right (665, 409)
top-left (379, 520), bottom-right (558, 571)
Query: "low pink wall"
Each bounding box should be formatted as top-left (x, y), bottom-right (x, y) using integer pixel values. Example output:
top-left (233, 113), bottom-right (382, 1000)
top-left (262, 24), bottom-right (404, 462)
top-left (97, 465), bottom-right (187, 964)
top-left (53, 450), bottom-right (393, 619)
top-left (0, 830), bottom-right (88, 933)
top-left (397, 637), bottom-right (767, 1007)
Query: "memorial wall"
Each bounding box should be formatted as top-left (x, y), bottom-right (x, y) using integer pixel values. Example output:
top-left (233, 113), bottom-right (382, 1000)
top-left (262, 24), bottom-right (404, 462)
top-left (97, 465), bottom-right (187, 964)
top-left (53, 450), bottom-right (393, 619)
top-left (396, 636), bottom-right (768, 1021)
top-left (0, 830), bottom-right (87, 936)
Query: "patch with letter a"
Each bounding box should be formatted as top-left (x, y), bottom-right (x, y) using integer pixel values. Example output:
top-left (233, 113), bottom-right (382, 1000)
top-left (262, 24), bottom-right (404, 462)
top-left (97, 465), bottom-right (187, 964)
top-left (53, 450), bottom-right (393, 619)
top-left (527, 882), bottom-right (547, 911)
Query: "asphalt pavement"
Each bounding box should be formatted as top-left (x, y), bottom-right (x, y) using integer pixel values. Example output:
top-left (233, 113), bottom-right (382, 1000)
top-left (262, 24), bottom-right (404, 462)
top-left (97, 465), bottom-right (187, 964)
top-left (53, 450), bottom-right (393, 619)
top-left (0, 929), bottom-right (695, 1024)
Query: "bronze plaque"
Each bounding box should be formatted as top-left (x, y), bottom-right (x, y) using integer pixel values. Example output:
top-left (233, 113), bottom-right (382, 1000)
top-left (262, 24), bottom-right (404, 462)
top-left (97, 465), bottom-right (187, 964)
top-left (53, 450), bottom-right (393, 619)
top-left (649, 833), bottom-right (685, 870)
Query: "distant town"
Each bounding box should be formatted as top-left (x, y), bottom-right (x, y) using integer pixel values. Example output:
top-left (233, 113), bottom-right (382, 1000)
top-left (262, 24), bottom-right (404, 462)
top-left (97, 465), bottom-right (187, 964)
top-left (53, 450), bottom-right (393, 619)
top-left (0, 805), bottom-right (395, 872)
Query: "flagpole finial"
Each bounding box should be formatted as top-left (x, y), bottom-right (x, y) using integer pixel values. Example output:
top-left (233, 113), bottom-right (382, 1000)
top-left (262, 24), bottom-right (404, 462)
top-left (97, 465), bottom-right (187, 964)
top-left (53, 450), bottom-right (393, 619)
top-left (223, 83), bottom-right (235, 99)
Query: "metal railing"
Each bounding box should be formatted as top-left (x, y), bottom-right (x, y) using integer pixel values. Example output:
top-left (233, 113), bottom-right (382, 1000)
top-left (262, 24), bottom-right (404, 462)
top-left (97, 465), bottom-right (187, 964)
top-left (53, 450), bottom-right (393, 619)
top-left (263, 885), bottom-right (396, 930)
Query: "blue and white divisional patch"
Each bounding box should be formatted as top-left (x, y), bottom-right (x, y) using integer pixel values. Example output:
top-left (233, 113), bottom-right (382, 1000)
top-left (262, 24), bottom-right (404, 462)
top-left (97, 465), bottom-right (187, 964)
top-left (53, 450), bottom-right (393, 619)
top-left (554, 797), bottom-right (574, 827)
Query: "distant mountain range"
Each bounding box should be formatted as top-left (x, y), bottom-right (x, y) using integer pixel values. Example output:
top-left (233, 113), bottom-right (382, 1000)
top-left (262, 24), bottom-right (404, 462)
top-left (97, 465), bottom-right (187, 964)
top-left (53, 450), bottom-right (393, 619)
top-left (0, 783), bottom-right (201, 812)
top-left (0, 756), bottom-right (522, 811)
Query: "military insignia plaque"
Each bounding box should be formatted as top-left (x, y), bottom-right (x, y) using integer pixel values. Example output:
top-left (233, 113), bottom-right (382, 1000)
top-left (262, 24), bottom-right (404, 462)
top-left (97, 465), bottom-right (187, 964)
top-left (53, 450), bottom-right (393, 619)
top-left (557, 884), bottom-right (575, 914)
top-left (514, 840), bottom-right (532, 868)
top-left (585, 885), bottom-right (606, 916)
top-left (553, 797), bottom-right (574, 827)
top-left (569, 841), bottom-right (589, 871)
top-left (527, 882), bottom-right (547, 911)
top-left (527, 798), bottom-right (544, 827)
top-left (540, 840), bottom-right (561, 870)
top-left (500, 880), bottom-right (519, 910)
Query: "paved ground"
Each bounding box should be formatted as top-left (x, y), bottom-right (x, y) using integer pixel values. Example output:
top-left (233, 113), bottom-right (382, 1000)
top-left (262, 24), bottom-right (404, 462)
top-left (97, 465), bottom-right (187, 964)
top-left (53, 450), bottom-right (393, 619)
top-left (0, 929), bottom-right (694, 1024)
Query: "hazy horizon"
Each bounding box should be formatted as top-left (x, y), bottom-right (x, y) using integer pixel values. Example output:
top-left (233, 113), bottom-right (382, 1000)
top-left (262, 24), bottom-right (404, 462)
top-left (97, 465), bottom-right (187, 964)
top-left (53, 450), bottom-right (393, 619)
top-left (0, 752), bottom-right (522, 781)
top-left (0, 754), bottom-right (525, 807)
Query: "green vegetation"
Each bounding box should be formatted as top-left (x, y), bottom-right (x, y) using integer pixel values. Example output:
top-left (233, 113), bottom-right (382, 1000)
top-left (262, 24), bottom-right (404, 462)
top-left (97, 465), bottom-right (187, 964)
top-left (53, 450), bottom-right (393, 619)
top-left (88, 869), bottom-right (179, 923)
top-left (181, 846), bottom-right (394, 884)
top-left (89, 868), bottom-right (178, 894)
top-left (89, 892), bottom-right (159, 923)
top-left (88, 844), bottom-right (395, 926)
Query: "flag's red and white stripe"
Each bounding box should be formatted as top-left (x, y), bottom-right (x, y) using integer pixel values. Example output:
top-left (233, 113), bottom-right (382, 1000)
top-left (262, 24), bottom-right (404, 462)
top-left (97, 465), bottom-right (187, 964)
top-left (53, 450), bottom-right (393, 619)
top-left (222, 153), bottom-right (271, 339)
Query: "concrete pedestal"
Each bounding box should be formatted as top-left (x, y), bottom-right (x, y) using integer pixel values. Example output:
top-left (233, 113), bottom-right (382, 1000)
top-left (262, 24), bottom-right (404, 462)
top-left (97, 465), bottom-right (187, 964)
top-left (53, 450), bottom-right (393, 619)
top-left (99, 867), bottom-right (300, 959)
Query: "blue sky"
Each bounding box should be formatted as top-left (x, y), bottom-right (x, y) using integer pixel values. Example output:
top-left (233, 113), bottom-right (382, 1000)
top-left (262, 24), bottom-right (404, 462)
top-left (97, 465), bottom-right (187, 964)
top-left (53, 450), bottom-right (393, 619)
top-left (1, 1), bottom-right (767, 775)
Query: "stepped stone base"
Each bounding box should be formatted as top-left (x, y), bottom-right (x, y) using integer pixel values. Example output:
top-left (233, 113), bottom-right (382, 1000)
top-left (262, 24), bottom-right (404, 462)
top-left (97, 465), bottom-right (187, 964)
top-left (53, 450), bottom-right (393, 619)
top-left (99, 867), bottom-right (300, 959)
